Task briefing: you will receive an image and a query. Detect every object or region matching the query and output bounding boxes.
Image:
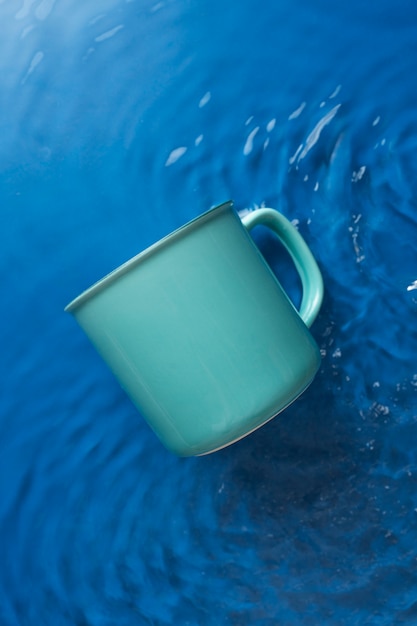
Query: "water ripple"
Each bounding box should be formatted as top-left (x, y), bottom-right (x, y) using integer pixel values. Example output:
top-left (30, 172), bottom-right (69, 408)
top-left (1, 0), bottom-right (417, 623)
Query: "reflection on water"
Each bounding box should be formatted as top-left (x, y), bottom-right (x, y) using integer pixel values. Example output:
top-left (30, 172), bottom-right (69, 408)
top-left (1, 0), bottom-right (417, 623)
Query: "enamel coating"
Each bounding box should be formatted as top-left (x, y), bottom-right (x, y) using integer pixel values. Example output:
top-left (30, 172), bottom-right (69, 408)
top-left (66, 202), bottom-right (323, 456)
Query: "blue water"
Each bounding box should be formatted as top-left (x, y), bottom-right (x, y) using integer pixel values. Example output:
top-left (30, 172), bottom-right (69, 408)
top-left (1, 0), bottom-right (417, 623)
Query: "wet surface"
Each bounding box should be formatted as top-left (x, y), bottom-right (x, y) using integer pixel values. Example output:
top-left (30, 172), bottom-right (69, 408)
top-left (1, 0), bottom-right (417, 623)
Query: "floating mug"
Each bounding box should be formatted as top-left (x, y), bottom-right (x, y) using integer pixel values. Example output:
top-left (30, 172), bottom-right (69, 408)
top-left (65, 201), bottom-right (324, 456)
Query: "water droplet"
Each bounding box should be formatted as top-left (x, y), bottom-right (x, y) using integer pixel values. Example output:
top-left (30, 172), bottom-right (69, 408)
top-left (266, 119), bottom-right (276, 132)
top-left (288, 102), bottom-right (306, 120)
top-left (95, 25), bottom-right (124, 43)
top-left (165, 146), bottom-right (187, 166)
top-left (243, 126), bottom-right (259, 156)
top-left (329, 84), bottom-right (341, 99)
top-left (198, 91), bottom-right (211, 108)
top-left (21, 50), bottom-right (44, 84)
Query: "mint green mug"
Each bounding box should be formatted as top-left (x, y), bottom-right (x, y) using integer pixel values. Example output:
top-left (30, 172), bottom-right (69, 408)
top-left (65, 201), bottom-right (323, 456)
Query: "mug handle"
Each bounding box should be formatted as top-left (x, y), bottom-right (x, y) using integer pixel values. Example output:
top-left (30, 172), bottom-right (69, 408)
top-left (241, 208), bottom-right (324, 328)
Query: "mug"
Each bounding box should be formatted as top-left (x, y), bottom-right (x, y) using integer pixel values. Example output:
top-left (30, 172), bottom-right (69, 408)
top-left (65, 201), bottom-right (324, 456)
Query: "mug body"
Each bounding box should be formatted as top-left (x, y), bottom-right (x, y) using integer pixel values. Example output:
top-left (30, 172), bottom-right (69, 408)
top-left (67, 202), bottom-right (321, 456)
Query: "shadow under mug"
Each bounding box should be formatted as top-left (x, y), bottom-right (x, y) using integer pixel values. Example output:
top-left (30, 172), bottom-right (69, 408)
top-left (65, 201), bottom-right (324, 456)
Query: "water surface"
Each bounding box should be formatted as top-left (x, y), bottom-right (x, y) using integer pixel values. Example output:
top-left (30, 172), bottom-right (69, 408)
top-left (1, 0), bottom-right (417, 624)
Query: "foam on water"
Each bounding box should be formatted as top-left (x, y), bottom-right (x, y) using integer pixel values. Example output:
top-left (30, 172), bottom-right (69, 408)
top-left (1, 0), bottom-right (417, 624)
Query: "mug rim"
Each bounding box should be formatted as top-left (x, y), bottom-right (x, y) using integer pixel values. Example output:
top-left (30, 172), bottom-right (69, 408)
top-left (65, 200), bottom-right (234, 313)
